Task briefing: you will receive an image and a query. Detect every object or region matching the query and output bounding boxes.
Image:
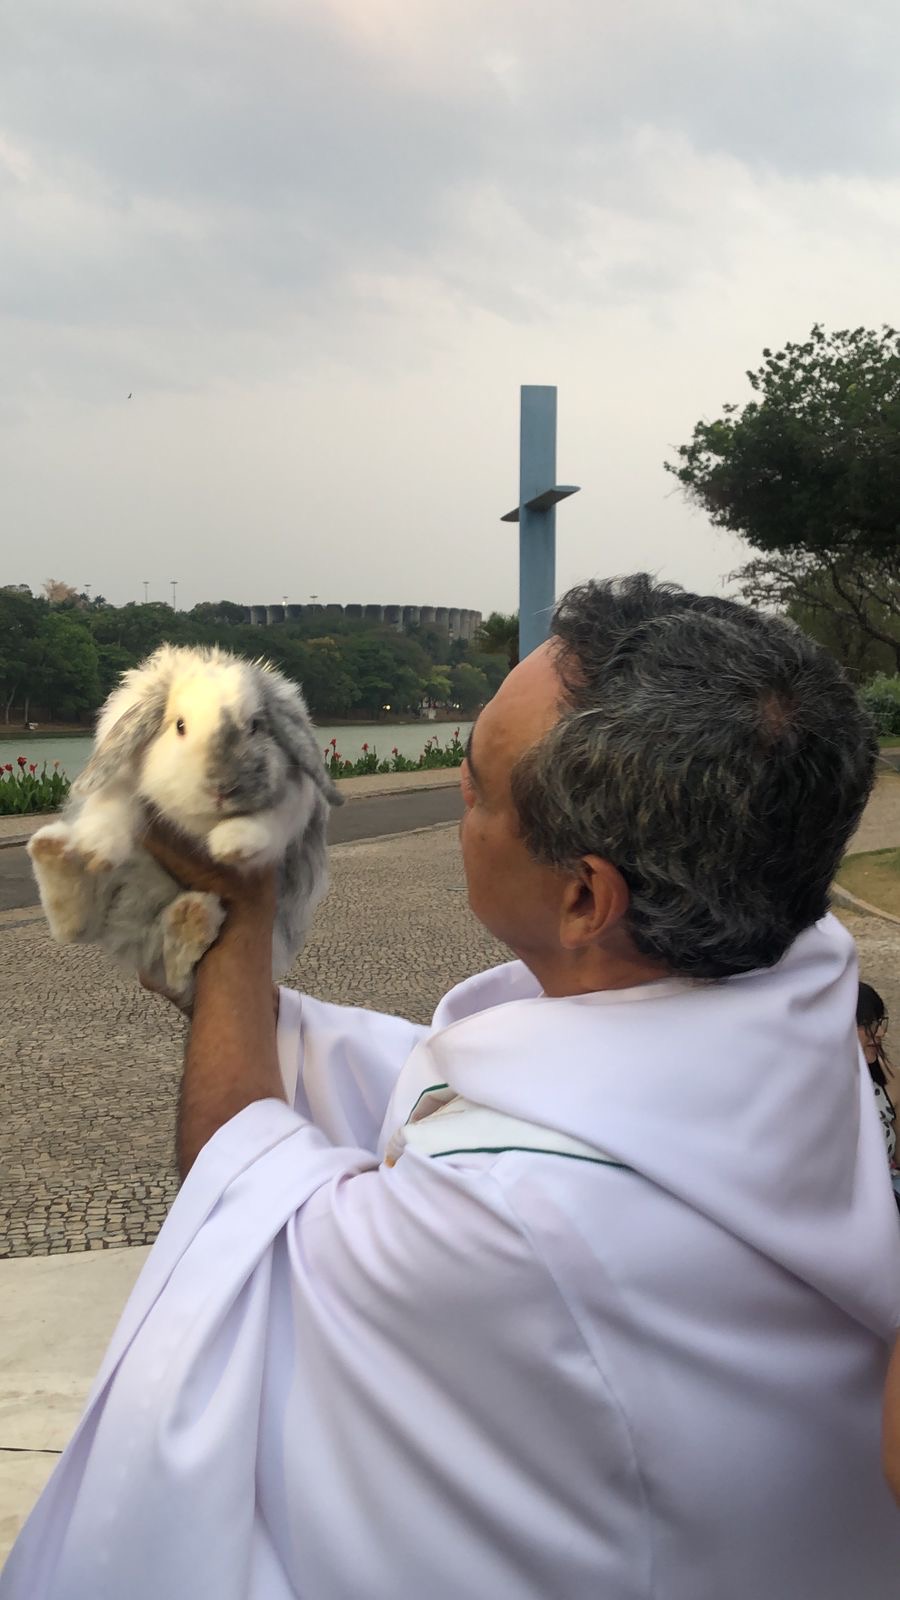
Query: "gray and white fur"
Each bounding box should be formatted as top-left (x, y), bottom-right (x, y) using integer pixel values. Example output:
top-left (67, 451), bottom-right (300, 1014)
top-left (28, 645), bottom-right (341, 1008)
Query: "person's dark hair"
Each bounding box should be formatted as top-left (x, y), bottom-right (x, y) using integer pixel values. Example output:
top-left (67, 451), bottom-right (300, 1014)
top-left (510, 574), bottom-right (877, 979)
top-left (857, 981), bottom-right (890, 1090)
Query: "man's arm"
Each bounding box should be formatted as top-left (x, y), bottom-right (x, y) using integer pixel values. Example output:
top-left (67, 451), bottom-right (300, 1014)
top-left (177, 876), bottom-right (284, 1178)
top-left (138, 824), bottom-right (286, 1178)
top-left (142, 823), bottom-right (427, 1165)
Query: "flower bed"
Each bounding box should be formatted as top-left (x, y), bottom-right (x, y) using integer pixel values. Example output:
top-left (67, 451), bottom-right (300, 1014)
top-left (325, 730), bottom-right (465, 779)
top-left (0, 733), bottom-right (465, 817)
top-left (0, 757), bottom-right (71, 815)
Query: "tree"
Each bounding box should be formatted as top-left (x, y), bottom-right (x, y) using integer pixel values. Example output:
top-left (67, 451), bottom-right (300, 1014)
top-left (667, 325), bottom-right (900, 565)
top-left (736, 550), bottom-right (900, 676)
top-left (0, 589), bottom-right (44, 722)
top-left (477, 612), bottom-right (519, 670)
top-left (423, 669), bottom-right (452, 707)
top-left (450, 663), bottom-right (489, 714)
top-left (668, 325), bottom-right (900, 673)
top-left (32, 613), bottom-right (101, 721)
top-left (189, 601), bottom-right (248, 626)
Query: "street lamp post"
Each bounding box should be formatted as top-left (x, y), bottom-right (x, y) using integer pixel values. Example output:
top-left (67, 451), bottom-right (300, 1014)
top-left (143, 581), bottom-right (149, 604)
top-left (501, 386), bottom-right (580, 660)
top-left (171, 580), bottom-right (178, 611)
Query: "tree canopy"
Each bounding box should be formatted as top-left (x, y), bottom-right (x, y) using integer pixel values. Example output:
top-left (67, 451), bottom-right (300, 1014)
top-left (668, 325), bottom-right (900, 677)
top-left (667, 325), bottom-right (900, 563)
top-left (477, 611), bottom-right (519, 670)
top-left (0, 589), bottom-right (506, 726)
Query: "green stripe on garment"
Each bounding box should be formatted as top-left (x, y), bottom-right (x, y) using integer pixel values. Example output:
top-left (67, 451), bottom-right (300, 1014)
top-left (405, 1083), bottom-right (450, 1121)
top-left (428, 1146), bottom-right (630, 1169)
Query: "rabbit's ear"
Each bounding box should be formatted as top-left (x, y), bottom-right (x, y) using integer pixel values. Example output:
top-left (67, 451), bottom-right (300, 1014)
top-left (74, 688), bottom-right (168, 796)
top-left (259, 669), bottom-right (345, 809)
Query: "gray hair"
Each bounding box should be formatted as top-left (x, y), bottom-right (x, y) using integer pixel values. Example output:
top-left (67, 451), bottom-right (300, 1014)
top-left (510, 575), bottom-right (877, 978)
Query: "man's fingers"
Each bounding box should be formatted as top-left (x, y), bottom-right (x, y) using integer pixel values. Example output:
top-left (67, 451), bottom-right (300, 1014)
top-left (141, 821), bottom-right (213, 890)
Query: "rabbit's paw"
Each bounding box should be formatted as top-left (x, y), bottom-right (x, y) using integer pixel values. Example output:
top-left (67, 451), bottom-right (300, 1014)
top-left (28, 821), bottom-right (79, 865)
top-left (207, 816), bottom-right (275, 868)
top-left (69, 807), bottom-right (134, 873)
top-left (161, 892), bottom-right (227, 994)
top-left (27, 824), bottom-right (94, 942)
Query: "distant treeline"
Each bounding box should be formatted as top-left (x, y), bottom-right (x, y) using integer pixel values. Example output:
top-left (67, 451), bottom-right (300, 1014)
top-left (0, 587), bottom-right (512, 725)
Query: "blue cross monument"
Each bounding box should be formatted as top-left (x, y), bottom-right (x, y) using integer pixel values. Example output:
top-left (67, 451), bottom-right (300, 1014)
top-left (502, 385), bottom-right (580, 660)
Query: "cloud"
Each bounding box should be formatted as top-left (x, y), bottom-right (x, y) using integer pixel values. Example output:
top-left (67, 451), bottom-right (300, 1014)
top-left (2, 1), bottom-right (900, 611)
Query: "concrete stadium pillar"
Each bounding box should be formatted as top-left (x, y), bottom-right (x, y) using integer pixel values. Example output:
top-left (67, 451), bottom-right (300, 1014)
top-left (266, 605), bottom-right (285, 625)
top-left (249, 605), bottom-right (268, 625)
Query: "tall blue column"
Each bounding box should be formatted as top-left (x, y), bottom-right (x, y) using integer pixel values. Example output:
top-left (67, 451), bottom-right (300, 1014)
top-left (501, 386), bottom-right (579, 661)
top-left (518, 386), bottom-right (557, 659)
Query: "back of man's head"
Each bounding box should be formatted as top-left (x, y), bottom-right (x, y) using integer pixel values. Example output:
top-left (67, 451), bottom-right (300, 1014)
top-left (511, 574), bottom-right (876, 979)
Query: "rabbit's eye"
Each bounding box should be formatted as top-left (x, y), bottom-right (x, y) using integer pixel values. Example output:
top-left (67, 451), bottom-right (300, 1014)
top-left (176, 718), bottom-right (186, 736)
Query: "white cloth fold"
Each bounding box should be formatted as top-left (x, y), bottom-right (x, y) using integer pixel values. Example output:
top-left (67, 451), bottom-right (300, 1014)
top-left (4, 915), bottom-right (900, 1600)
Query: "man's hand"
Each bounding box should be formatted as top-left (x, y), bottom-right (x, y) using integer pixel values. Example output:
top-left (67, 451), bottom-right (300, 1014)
top-left (141, 818), bottom-right (276, 912)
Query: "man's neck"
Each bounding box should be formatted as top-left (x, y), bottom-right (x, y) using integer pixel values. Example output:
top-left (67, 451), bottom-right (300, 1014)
top-left (521, 943), bottom-right (672, 999)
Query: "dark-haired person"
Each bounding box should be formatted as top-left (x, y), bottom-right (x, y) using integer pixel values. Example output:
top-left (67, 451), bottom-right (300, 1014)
top-left (5, 576), bottom-right (900, 1600)
top-left (858, 983), bottom-right (900, 1200)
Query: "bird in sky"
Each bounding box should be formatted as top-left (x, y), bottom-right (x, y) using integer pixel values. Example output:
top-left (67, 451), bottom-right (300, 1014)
top-left (127, 392), bottom-right (132, 399)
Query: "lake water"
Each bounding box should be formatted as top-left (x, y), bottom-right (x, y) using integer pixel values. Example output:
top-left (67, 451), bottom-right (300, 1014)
top-left (0, 721), bottom-right (472, 782)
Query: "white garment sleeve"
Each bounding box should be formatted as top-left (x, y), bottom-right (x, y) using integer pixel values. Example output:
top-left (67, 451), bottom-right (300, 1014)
top-left (1, 1103), bottom-right (643, 1600)
top-left (276, 985), bottom-right (428, 1152)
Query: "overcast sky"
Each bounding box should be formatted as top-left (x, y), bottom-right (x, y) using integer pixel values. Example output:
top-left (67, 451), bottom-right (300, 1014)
top-left (3, 0), bottom-right (900, 615)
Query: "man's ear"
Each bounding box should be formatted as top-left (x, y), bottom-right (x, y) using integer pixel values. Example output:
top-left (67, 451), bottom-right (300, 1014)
top-left (558, 855), bottom-right (630, 950)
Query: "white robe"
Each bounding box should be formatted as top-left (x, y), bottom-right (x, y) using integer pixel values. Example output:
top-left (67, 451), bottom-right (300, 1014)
top-left (4, 914), bottom-right (900, 1599)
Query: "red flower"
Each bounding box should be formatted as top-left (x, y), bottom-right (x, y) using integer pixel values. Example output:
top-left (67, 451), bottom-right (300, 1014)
top-left (17, 755), bottom-right (26, 767)
top-left (454, 728), bottom-right (460, 738)
top-left (330, 737), bottom-right (337, 748)
top-left (28, 763), bottom-right (37, 773)
top-left (392, 747), bottom-right (398, 756)
top-left (3, 763), bottom-right (12, 772)
top-left (362, 742), bottom-right (369, 752)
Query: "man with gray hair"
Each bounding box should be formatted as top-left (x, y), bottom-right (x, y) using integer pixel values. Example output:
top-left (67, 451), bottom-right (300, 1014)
top-left (5, 575), bottom-right (900, 1599)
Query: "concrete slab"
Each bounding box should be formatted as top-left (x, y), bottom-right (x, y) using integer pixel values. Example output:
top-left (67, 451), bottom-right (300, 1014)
top-left (0, 1245), bottom-right (149, 1563)
top-left (0, 1452), bottom-right (57, 1568)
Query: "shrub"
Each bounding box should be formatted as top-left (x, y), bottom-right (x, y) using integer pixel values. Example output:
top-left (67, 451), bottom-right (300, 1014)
top-left (0, 758), bottom-right (71, 816)
top-left (323, 731), bottom-right (465, 780)
top-left (861, 675), bottom-right (900, 737)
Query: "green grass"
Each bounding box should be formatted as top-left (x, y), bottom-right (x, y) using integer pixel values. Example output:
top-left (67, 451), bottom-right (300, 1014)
top-left (836, 848), bottom-right (900, 915)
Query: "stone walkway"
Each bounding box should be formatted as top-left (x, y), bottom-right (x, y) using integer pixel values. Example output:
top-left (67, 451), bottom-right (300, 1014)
top-left (0, 826), bottom-right (505, 1258)
top-left (4, 770), bottom-right (900, 1261)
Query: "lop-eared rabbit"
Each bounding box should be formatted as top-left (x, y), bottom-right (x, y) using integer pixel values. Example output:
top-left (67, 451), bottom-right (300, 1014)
top-left (28, 645), bottom-right (341, 1008)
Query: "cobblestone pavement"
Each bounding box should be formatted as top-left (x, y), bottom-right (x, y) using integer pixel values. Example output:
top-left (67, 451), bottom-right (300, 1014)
top-left (4, 818), bottom-right (900, 1259)
top-left (0, 826), bottom-right (506, 1258)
